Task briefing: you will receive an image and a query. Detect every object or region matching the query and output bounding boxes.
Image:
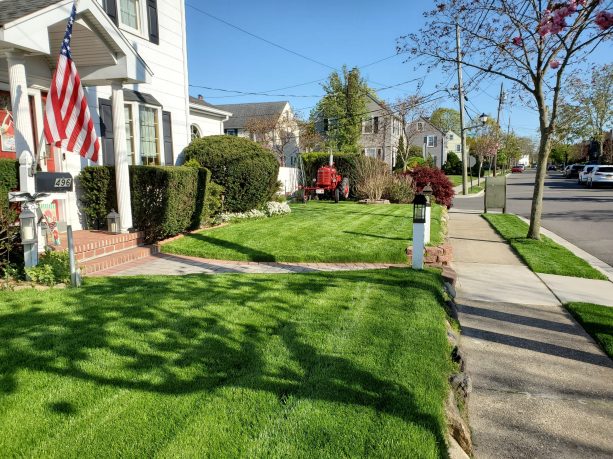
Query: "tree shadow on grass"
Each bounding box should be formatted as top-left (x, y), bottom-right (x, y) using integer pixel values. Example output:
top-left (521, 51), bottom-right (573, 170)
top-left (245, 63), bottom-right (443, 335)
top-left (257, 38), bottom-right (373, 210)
top-left (168, 233), bottom-right (276, 262)
top-left (0, 270), bottom-right (448, 457)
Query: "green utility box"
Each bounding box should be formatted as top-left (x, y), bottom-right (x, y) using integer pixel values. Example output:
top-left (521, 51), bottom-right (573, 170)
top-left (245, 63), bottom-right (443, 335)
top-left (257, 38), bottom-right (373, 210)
top-left (484, 176), bottom-right (507, 213)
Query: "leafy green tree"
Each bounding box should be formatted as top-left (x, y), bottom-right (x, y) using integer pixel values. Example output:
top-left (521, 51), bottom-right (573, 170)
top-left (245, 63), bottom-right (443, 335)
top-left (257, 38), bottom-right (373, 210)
top-left (313, 66), bottom-right (370, 153)
top-left (430, 108), bottom-right (461, 135)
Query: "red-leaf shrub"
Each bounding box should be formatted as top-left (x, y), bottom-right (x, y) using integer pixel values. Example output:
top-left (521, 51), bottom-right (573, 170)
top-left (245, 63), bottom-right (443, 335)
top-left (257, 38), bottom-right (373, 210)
top-left (405, 166), bottom-right (455, 208)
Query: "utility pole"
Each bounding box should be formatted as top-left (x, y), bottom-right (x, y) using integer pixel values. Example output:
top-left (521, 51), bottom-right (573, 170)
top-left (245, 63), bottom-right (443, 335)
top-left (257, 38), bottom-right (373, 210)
top-left (456, 23), bottom-right (468, 195)
top-left (494, 83), bottom-right (505, 177)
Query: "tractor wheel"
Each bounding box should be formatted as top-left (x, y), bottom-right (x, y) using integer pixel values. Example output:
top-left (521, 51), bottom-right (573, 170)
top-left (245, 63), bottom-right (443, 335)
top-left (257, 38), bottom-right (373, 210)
top-left (334, 187), bottom-right (340, 203)
top-left (341, 178), bottom-right (350, 199)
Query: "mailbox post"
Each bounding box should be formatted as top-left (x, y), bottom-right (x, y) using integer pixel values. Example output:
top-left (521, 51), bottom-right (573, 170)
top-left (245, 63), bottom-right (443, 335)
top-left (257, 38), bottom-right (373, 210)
top-left (423, 184), bottom-right (433, 244)
top-left (412, 192), bottom-right (427, 270)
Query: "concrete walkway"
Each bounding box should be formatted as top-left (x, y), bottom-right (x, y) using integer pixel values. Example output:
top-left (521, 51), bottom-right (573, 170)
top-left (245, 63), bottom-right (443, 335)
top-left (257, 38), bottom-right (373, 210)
top-left (449, 210), bottom-right (613, 459)
top-left (92, 253), bottom-right (405, 276)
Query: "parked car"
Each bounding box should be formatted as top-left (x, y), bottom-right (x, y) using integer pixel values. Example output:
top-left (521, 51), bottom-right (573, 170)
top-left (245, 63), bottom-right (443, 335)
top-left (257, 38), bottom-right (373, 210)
top-left (547, 164), bottom-right (557, 171)
top-left (587, 165), bottom-right (613, 188)
top-left (565, 164), bottom-right (584, 178)
top-left (578, 165), bottom-right (595, 185)
top-left (511, 165), bottom-right (524, 173)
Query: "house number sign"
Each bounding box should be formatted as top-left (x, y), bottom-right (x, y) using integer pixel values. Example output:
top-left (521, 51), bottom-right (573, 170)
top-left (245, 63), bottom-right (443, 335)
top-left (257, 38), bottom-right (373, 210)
top-left (35, 172), bottom-right (74, 193)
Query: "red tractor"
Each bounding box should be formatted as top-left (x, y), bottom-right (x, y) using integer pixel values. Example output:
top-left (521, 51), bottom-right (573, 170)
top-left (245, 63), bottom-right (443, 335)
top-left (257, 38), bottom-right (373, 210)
top-left (300, 163), bottom-right (350, 203)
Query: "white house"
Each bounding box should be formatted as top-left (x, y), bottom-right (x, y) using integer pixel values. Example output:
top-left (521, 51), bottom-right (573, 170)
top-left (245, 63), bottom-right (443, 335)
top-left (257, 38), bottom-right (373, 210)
top-left (189, 95), bottom-right (232, 139)
top-left (0, 0), bottom-right (196, 233)
top-left (214, 101), bottom-right (300, 166)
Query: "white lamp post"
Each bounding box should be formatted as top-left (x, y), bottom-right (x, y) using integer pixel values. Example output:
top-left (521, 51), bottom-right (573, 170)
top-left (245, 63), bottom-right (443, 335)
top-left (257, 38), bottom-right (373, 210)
top-left (19, 205), bottom-right (38, 268)
top-left (423, 184), bottom-right (433, 244)
top-left (412, 193), bottom-right (427, 270)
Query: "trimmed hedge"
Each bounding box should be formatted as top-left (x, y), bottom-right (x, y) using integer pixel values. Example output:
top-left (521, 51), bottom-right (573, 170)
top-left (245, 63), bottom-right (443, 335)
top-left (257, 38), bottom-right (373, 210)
top-left (183, 135), bottom-right (279, 213)
top-left (0, 159), bottom-right (20, 273)
top-left (79, 165), bottom-right (211, 243)
top-left (300, 151), bottom-right (359, 185)
top-left (0, 159), bottom-right (19, 192)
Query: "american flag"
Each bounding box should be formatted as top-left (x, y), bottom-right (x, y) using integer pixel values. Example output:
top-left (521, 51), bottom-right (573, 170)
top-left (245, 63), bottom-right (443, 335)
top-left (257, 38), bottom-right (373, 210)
top-left (44, 2), bottom-right (100, 162)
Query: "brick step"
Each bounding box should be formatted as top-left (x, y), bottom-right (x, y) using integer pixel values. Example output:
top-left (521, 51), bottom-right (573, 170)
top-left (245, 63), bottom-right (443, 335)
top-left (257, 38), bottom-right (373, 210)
top-left (54, 230), bottom-right (146, 261)
top-left (80, 245), bottom-right (158, 275)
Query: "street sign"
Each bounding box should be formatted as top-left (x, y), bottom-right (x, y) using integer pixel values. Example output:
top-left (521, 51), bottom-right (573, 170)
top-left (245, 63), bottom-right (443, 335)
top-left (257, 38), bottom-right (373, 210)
top-left (35, 172), bottom-right (74, 193)
top-left (469, 156), bottom-right (477, 167)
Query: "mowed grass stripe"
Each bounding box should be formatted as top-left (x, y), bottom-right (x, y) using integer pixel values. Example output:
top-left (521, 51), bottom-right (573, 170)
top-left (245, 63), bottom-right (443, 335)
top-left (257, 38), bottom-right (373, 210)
top-left (0, 270), bottom-right (451, 458)
top-left (162, 202), bottom-right (443, 263)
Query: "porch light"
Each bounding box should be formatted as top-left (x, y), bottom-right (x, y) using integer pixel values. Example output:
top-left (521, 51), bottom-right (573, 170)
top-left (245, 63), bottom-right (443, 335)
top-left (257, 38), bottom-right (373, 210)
top-left (106, 209), bottom-right (120, 234)
top-left (479, 113), bottom-right (488, 125)
top-left (19, 207), bottom-right (37, 244)
top-left (412, 193), bottom-right (427, 224)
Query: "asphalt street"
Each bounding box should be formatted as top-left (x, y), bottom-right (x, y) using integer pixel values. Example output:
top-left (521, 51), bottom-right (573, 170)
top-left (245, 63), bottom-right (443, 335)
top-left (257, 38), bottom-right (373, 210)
top-left (453, 169), bottom-right (613, 267)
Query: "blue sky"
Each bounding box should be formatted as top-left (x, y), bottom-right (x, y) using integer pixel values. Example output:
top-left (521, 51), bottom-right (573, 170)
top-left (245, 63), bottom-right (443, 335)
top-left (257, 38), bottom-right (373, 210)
top-left (185, 0), bottom-right (612, 139)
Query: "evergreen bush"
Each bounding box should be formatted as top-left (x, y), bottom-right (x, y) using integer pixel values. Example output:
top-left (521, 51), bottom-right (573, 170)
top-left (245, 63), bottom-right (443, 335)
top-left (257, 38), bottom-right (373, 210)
top-left (0, 159), bottom-right (20, 274)
top-left (443, 151), bottom-right (462, 175)
top-left (183, 135), bottom-right (279, 212)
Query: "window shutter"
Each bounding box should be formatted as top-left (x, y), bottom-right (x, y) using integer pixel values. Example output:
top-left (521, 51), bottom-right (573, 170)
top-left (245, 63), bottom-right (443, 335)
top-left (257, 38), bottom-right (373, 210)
top-left (434, 136), bottom-right (438, 147)
top-left (323, 118), bottom-right (329, 132)
top-left (374, 117), bottom-right (379, 134)
top-left (103, 0), bottom-right (118, 26)
top-left (98, 99), bottom-right (115, 166)
top-left (162, 111), bottom-right (173, 165)
top-left (423, 136), bottom-right (427, 145)
top-left (147, 0), bottom-right (160, 45)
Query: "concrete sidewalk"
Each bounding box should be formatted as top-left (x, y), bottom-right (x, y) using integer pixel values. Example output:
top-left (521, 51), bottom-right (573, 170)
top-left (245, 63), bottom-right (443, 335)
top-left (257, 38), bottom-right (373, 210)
top-left (449, 210), bottom-right (613, 459)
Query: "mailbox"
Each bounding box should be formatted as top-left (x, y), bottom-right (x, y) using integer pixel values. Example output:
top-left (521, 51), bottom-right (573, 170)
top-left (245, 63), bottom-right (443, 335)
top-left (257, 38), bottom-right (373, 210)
top-left (35, 172), bottom-right (74, 193)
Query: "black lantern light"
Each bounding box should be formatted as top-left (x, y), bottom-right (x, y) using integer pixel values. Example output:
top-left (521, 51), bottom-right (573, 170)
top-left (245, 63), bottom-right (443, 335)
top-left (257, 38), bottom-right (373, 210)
top-left (413, 193), bottom-right (427, 224)
top-left (19, 207), bottom-right (37, 244)
top-left (106, 209), bottom-right (120, 234)
top-left (423, 184), bottom-right (433, 204)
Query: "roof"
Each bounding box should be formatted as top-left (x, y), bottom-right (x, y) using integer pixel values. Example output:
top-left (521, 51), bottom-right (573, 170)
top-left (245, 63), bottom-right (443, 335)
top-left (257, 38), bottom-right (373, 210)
top-left (189, 96), bottom-right (222, 110)
top-left (124, 89), bottom-right (161, 107)
top-left (213, 101), bottom-right (288, 130)
top-left (0, 0), bottom-right (62, 26)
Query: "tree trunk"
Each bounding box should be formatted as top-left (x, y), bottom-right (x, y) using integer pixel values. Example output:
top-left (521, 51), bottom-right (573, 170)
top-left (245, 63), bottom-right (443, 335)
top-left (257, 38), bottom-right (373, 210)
top-left (528, 131), bottom-right (551, 240)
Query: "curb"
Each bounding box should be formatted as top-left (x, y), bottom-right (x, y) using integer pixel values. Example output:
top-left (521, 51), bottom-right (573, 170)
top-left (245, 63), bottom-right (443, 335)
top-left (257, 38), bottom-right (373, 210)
top-left (515, 215), bottom-right (613, 283)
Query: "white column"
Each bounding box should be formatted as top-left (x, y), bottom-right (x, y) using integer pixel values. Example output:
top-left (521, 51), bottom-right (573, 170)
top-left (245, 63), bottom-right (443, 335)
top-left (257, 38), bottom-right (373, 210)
top-left (6, 50), bottom-right (35, 194)
top-left (111, 81), bottom-right (133, 232)
top-left (424, 205), bottom-right (431, 244)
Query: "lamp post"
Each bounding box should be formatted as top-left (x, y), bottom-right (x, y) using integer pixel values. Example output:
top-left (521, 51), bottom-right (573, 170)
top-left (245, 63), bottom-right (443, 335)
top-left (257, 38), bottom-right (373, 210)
top-left (412, 192), bottom-right (427, 270)
top-left (423, 184), bottom-right (433, 244)
top-left (19, 205), bottom-right (38, 268)
top-left (461, 113), bottom-right (489, 195)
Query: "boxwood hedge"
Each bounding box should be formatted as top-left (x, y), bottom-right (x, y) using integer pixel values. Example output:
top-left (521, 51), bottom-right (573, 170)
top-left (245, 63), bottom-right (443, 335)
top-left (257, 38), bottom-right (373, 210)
top-left (183, 135), bottom-right (279, 212)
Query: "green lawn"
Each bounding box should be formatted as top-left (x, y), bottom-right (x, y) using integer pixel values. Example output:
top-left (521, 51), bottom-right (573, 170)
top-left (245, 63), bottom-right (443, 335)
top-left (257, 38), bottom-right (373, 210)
top-left (0, 270), bottom-right (452, 458)
top-left (483, 214), bottom-right (606, 280)
top-left (446, 171), bottom-right (492, 188)
top-left (566, 302), bottom-right (613, 359)
top-left (162, 202), bottom-right (443, 263)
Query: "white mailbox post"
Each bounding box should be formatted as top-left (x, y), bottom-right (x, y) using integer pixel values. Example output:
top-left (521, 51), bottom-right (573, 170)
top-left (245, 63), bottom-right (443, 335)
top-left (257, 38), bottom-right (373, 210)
top-left (423, 184), bottom-right (433, 244)
top-left (412, 192), bottom-right (427, 270)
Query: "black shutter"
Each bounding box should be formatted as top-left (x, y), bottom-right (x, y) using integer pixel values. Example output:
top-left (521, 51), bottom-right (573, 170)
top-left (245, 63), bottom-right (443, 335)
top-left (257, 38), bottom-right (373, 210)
top-left (162, 111), bottom-right (173, 165)
top-left (103, 0), bottom-right (118, 25)
top-left (423, 136), bottom-right (427, 145)
top-left (323, 118), bottom-right (329, 132)
top-left (374, 117), bottom-right (379, 134)
top-left (434, 136), bottom-right (438, 147)
top-left (147, 0), bottom-right (160, 44)
top-left (98, 99), bottom-right (115, 166)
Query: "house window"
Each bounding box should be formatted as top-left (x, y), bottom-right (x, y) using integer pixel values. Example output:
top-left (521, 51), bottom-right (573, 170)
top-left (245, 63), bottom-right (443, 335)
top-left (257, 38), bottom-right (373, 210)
top-left (456, 144), bottom-right (461, 152)
top-left (225, 128), bottom-right (238, 136)
top-left (139, 106), bottom-right (160, 165)
top-left (427, 135), bottom-right (436, 147)
top-left (124, 105), bottom-right (136, 165)
top-left (191, 124), bottom-right (201, 141)
top-left (417, 122), bottom-right (424, 132)
top-left (120, 0), bottom-right (141, 31)
top-left (448, 133), bottom-right (454, 140)
top-left (362, 117), bottom-right (374, 134)
top-left (365, 148), bottom-right (377, 158)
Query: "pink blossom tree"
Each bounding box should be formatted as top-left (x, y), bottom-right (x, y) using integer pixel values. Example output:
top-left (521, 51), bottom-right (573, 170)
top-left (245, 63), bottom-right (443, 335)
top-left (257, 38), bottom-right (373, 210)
top-left (398, 0), bottom-right (612, 238)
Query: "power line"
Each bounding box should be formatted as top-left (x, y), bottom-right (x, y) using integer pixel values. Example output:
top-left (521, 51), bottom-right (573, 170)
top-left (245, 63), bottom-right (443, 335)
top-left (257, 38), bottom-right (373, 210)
top-left (186, 3), bottom-right (336, 71)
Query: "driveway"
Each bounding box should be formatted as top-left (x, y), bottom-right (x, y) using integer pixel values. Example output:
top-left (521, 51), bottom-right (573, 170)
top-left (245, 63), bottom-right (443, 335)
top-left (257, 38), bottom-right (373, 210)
top-left (453, 169), bottom-right (613, 266)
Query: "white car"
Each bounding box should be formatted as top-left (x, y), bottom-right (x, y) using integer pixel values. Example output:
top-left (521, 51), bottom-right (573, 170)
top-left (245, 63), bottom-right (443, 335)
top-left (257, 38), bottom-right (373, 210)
top-left (587, 165), bottom-right (613, 188)
top-left (578, 165), bottom-right (595, 185)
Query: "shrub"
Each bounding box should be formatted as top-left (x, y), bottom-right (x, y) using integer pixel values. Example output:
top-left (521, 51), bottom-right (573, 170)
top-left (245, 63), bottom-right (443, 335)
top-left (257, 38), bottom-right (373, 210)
top-left (183, 135), bottom-right (279, 213)
top-left (351, 156), bottom-right (390, 201)
top-left (203, 181), bottom-right (224, 224)
top-left (406, 166), bottom-right (455, 208)
top-left (0, 159), bottom-right (20, 274)
top-left (384, 174), bottom-right (415, 204)
top-left (300, 151), bottom-right (359, 185)
top-left (79, 165), bottom-right (211, 242)
top-left (79, 166), bottom-right (116, 229)
top-left (25, 250), bottom-right (70, 286)
top-left (264, 201), bottom-right (291, 216)
top-left (443, 152), bottom-right (462, 175)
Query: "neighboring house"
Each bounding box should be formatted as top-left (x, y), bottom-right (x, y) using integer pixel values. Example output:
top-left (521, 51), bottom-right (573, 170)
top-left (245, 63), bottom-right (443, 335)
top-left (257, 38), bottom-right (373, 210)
top-left (189, 95), bottom-right (232, 139)
top-left (406, 117), bottom-right (464, 169)
top-left (359, 95), bottom-right (405, 169)
top-left (0, 0), bottom-right (195, 231)
top-left (214, 101), bottom-right (300, 166)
